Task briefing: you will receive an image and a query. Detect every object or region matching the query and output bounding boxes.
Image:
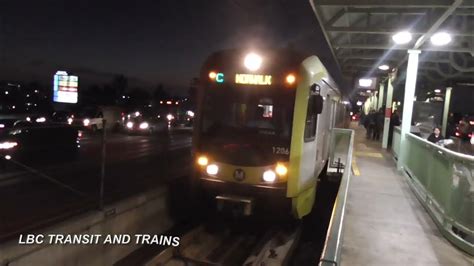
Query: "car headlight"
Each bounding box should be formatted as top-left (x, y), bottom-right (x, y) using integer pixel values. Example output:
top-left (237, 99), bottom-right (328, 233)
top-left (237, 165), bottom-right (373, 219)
top-left (263, 170), bottom-right (276, 182)
top-left (0, 141), bottom-right (18, 150)
top-left (197, 156), bottom-right (208, 166)
top-left (206, 164), bottom-right (219, 175)
top-left (83, 119), bottom-right (90, 126)
top-left (126, 121), bottom-right (134, 129)
top-left (139, 122), bottom-right (149, 129)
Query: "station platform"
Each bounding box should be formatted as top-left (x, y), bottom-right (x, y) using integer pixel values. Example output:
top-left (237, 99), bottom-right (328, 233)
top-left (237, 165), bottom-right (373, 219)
top-left (340, 124), bottom-right (472, 266)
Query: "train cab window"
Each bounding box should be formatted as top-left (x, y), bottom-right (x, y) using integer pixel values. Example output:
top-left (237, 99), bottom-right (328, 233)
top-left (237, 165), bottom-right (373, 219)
top-left (304, 84), bottom-right (323, 142)
top-left (201, 90), bottom-right (292, 139)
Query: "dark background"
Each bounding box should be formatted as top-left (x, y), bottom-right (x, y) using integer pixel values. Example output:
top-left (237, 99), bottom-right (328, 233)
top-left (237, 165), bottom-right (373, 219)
top-left (0, 0), bottom-right (342, 95)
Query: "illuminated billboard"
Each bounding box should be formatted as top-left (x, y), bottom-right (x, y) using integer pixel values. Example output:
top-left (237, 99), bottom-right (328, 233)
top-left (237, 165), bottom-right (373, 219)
top-left (53, 71), bottom-right (78, 103)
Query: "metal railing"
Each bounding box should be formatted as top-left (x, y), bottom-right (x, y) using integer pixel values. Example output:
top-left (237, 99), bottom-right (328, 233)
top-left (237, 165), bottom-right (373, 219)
top-left (395, 132), bottom-right (474, 255)
top-left (319, 128), bottom-right (354, 266)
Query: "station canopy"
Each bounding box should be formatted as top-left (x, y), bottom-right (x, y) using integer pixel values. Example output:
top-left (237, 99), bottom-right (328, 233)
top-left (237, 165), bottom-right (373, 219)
top-left (310, 0), bottom-right (474, 92)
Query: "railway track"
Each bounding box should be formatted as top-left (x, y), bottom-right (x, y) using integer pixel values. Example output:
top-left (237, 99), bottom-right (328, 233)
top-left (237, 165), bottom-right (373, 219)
top-left (144, 221), bottom-right (301, 266)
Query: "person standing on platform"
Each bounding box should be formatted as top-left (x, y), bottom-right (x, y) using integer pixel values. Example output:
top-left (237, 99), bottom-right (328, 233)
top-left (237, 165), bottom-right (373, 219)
top-left (428, 127), bottom-right (444, 144)
top-left (388, 110), bottom-right (401, 148)
top-left (373, 108), bottom-right (384, 140)
top-left (366, 109), bottom-right (376, 139)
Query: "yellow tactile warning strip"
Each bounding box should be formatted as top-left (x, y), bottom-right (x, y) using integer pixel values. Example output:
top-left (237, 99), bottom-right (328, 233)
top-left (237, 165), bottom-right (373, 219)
top-left (352, 158), bottom-right (361, 176)
top-left (354, 152), bottom-right (383, 158)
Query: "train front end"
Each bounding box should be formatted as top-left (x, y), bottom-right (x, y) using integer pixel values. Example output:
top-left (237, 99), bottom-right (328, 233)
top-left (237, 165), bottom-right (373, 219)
top-left (193, 50), bottom-right (302, 216)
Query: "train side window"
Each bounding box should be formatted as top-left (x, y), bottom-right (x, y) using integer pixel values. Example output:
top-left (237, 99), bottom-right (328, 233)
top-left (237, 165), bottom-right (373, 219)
top-left (304, 84), bottom-right (323, 142)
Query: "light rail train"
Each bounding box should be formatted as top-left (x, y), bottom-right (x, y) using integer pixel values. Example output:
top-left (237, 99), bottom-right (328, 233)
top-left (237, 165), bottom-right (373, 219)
top-left (192, 49), bottom-right (346, 218)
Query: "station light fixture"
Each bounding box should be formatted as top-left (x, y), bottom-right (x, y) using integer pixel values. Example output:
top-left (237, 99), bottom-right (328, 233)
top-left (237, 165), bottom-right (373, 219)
top-left (366, 90), bottom-right (372, 93)
top-left (392, 31), bottom-right (412, 44)
top-left (358, 78), bottom-right (373, 88)
top-left (430, 32), bottom-right (452, 46)
top-left (356, 101), bottom-right (363, 106)
top-left (206, 164), bottom-right (219, 175)
top-left (378, 64), bottom-right (390, 71)
top-left (244, 53), bottom-right (262, 71)
top-left (434, 89), bottom-right (441, 93)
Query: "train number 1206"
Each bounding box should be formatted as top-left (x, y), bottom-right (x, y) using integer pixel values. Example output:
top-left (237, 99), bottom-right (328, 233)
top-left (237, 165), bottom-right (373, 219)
top-left (272, 147), bottom-right (289, 155)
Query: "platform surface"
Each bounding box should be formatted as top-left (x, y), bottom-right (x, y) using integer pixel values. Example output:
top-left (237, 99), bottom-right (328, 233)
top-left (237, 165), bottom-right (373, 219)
top-left (340, 124), bottom-right (473, 266)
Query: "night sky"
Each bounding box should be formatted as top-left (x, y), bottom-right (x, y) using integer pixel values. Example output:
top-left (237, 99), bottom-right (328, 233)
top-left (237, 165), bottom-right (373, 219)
top-left (0, 0), bottom-right (340, 95)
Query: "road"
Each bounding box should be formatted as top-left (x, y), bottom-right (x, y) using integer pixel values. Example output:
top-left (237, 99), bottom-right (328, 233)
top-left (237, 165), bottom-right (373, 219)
top-left (0, 128), bottom-right (193, 242)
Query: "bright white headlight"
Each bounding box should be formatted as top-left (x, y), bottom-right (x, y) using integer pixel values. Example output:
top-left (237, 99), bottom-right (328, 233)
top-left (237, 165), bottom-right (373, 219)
top-left (126, 121), bottom-right (133, 129)
top-left (83, 119), bottom-right (90, 126)
top-left (244, 53), bottom-right (262, 71)
top-left (139, 122), bottom-right (149, 129)
top-left (67, 118), bottom-right (73, 124)
top-left (206, 164), bottom-right (219, 175)
top-left (263, 170), bottom-right (276, 182)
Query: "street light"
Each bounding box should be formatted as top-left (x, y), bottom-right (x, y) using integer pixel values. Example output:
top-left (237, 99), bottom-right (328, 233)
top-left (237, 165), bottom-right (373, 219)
top-left (430, 32), bottom-right (451, 46)
top-left (392, 31), bottom-right (412, 44)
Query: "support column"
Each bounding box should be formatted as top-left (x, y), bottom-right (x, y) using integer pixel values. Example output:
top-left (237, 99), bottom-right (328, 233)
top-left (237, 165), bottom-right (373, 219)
top-left (382, 78), bottom-right (393, 149)
top-left (441, 87), bottom-right (452, 137)
top-left (378, 82), bottom-right (385, 109)
top-left (397, 49), bottom-right (421, 170)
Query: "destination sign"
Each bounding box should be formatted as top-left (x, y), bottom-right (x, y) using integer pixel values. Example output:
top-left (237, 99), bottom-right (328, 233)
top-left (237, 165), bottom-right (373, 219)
top-left (235, 74), bottom-right (272, 85)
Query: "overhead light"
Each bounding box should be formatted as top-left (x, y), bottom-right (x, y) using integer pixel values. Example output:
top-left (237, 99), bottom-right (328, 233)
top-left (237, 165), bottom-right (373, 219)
top-left (366, 90), bottom-right (372, 93)
top-left (430, 32), bottom-right (451, 46)
top-left (434, 89), bottom-right (441, 93)
top-left (392, 31), bottom-right (412, 44)
top-left (244, 53), bottom-right (262, 71)
top-left (378, 64), bottom-right (390, 71)
top-left (356, 101), bottom-right (363, 106)
top-left (358, 78), bottom-right (373, 87)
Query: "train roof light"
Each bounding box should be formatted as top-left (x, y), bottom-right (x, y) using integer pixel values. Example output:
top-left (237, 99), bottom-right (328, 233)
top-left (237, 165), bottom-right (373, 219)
top-left (285, 74), bottom-right (296, 85)
top-left (244, 53), bottom-right (262, 71)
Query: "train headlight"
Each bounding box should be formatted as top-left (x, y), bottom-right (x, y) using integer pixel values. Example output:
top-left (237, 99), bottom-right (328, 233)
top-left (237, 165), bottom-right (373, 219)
top-left (139, 122), bottom-right (149, 129)
top-left (197, 156), bottom-right (209, 166)
top-left (275, 164), bottom-right (288, 176)
top-left (206, 164), bottom-right (219, 175)
top-left (126, 121), bottom-right (134, 129)
top-left (244, 53), bottom-right (262, 71)
top-left (263, 170), bottom-right (276, 182)
top-left (83, 119), bottom-right (90, 126)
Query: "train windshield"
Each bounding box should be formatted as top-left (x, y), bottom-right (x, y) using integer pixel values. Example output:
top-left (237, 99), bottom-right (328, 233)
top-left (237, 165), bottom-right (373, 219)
top-left (201, 86), bottom-right (294, 141)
